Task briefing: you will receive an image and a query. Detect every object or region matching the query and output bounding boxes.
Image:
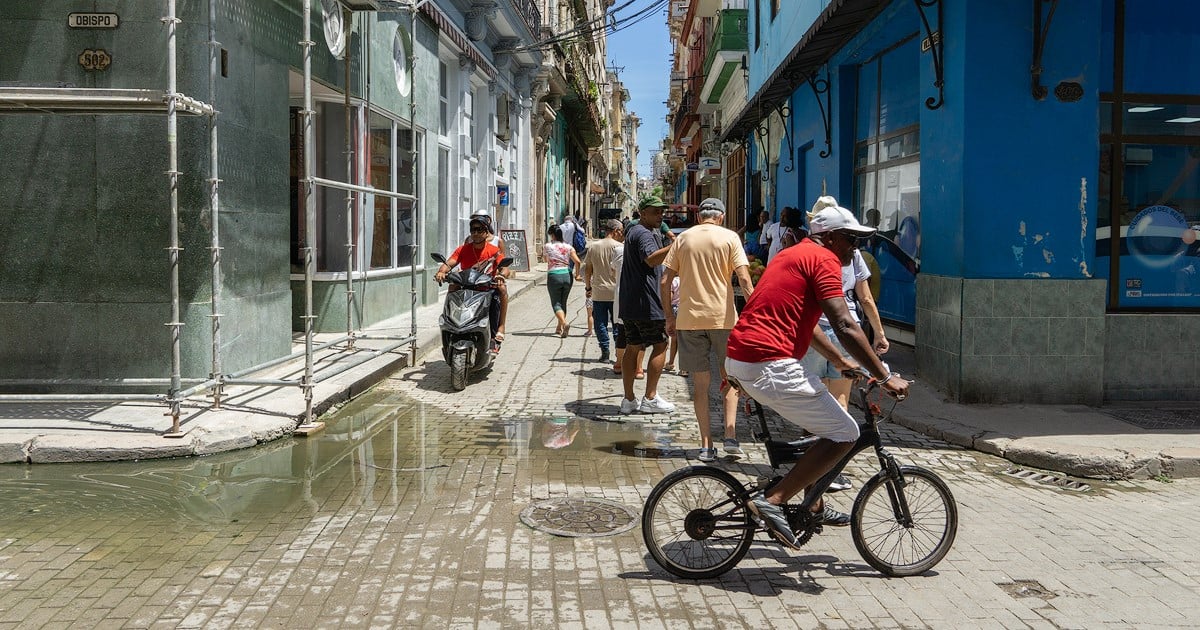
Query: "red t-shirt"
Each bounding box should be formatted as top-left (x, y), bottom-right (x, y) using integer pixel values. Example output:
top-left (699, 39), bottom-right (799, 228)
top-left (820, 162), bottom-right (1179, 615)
top-left (451, 241), bottom-right (502, 272)
top-left (726, 240), bottom-right (844, 362)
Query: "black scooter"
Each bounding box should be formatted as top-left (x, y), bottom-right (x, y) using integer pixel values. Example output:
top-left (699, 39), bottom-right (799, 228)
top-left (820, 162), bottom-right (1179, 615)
top-left (431, 252), bottom-right (513, 391)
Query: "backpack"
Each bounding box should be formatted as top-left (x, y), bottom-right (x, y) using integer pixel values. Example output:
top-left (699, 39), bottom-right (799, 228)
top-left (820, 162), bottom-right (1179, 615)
top-left (571, 224), bottom-right (587, 254)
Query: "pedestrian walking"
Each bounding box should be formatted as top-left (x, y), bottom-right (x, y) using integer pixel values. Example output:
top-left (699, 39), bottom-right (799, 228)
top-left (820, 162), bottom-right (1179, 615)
top-left (583, 219), bottom-right (624, 364)
top-left (662, 198), bottom-right (755, 461)
top-left (617, 196), bottom-right (675, 414)
top-left (544, 225), bottom-right (583, 337)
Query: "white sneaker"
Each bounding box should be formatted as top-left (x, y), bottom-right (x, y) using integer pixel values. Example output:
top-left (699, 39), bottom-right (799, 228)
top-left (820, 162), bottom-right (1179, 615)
top-left (619, 397), bottom-right (641, 415)
top-left (638, 396), bottom-right (676, 414)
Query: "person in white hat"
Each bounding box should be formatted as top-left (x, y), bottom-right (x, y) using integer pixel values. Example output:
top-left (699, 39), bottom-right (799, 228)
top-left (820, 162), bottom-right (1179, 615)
top-left (724, 199), bottom-right (908, 549)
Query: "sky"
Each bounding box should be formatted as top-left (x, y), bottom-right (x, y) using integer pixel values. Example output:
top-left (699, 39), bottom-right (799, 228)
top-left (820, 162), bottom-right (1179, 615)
top-left (605, 2), bottom-right (672, 180)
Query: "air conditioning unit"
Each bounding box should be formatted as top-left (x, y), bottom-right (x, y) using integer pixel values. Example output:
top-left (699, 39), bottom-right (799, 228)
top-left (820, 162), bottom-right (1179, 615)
top-left (340, 0), bottom-right (379, 10)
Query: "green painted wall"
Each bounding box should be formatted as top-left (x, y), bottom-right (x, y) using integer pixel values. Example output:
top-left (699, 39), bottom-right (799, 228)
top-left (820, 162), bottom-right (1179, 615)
top-left (0, 0), bottom-right (374, 383)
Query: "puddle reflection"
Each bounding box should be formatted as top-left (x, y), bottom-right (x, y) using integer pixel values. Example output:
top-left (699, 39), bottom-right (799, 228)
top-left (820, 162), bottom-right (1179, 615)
top-left (0, 392), bottom-right (675, 529)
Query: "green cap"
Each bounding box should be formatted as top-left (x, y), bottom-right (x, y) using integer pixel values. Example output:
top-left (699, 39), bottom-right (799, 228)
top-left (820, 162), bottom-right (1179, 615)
top-left (638, 195), bottom-right (668, 210)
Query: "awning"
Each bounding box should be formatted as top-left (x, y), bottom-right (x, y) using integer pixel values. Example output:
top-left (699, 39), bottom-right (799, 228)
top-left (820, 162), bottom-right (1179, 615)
top-left (719, 0), bottom-right (888, 143)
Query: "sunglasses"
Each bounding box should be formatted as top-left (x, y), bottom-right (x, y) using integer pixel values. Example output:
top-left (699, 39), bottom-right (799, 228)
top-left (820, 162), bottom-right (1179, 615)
top-left (469, 226), bottom-right (488, 233)
top-left (831, 231), bottom-right (869, 247)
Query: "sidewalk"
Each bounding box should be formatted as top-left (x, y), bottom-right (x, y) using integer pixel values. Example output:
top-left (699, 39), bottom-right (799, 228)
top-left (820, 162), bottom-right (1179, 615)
top-left (0, 270), bottom-right (543, 464)
top-left (3, 270), bottom-right (1200, 479)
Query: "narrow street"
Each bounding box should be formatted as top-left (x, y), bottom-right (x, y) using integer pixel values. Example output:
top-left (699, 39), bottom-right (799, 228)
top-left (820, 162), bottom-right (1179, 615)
top-left (0, 281), bottom-right (1197, 629)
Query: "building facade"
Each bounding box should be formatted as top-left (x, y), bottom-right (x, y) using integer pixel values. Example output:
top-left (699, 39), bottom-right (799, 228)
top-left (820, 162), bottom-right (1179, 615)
top-left (711, 0), bottom-right (1200, 404)
top-left (0, 0), bottom-right (568, 390)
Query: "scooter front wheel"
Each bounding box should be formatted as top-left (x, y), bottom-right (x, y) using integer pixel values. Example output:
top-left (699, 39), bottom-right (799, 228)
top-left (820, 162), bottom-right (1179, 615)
top-left (450, 349), bottom-right (469, 391)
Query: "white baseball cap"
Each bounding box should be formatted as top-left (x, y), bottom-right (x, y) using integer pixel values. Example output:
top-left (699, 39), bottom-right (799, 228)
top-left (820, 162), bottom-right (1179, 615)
top-left (807, 205), bottom-right (877, 236)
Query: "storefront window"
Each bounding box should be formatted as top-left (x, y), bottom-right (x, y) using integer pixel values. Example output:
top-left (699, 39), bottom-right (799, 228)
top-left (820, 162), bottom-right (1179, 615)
top-left (1097, 0), bottom-right (1200, 309)
top-left (289, 84), bottom-right (422, 275)
top-left (852, 36), bottom-right (921, 325)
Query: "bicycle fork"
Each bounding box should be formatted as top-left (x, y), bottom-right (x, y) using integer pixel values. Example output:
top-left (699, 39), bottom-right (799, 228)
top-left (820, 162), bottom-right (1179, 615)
top-left (875, 448), bottom-right (916, 528)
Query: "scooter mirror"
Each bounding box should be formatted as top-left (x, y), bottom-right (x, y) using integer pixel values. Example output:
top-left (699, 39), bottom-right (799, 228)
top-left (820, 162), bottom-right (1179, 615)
top-left (498, 257), bottom-right (515, 269)
top-left (431, 252), bottom-right (447, 264)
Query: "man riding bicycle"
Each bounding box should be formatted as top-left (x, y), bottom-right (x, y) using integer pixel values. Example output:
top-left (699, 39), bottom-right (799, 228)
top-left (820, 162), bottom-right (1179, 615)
top-left (724, 204), bottom-right (909, 549)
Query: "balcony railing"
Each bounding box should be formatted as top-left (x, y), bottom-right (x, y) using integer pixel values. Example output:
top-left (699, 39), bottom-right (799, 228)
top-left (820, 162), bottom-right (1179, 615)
top-left (510, 0), bottom-right (542, 38)
top-left (703, 9), bottom-right (748, 76)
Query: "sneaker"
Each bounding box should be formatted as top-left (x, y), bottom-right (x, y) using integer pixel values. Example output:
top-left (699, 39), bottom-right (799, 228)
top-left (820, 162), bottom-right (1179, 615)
top-left (748, 494), bottom-right (800, 550)
top-left (697, 447), bottom-right (717, 463)
top-left (827, 474), bottom-right (852, 492)
top-left (598, 350), bottom-right (610, 364)
top-left (816, 505), bottom-right (851, 527)
top-left (619, 397), bottom-right (640, 415)
top-left (723, 439), bottom-right (744, 456)
top-left (638, 396), bottom-right (676, 414)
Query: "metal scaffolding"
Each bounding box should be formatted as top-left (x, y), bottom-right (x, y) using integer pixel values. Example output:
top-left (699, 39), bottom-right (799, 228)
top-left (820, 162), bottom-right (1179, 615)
top-left (0, 0), bottom-right (423, 436)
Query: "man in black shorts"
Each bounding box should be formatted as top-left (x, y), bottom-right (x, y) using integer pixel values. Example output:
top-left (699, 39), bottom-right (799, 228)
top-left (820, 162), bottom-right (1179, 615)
top-left (618, 196), bottom-right (675, 414)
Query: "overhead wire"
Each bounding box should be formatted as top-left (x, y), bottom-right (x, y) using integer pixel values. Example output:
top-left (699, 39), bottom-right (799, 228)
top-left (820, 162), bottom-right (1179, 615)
top-left (507, 0), bottom-right (669, 54)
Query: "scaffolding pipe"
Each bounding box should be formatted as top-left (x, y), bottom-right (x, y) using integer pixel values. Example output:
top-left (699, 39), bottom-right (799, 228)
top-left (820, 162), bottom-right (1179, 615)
top-left (175, 377), bottom-right (221, 400)
top-left (301, 0), bottom-right (317, 426)
top-left (409, 3), bottom-right (419, 361)
top-left (222, 335), bottom-right (353, 380)
top-left (0, 394), bottom-right (164, 402)
top-left (313, 340), bottom-right (410, 384)
top-left (312, 175), bottom-right (416, 200)
top-left (0, 378), bottom-right (204, 387)
top-left (344, 40), bottom-right (357, 349)
top-left (208, 0), bottom-right (224, 408)
top-left (223, 378), bottom-right (303, 387)
top-left (164, 0), bottom-right (185, 436)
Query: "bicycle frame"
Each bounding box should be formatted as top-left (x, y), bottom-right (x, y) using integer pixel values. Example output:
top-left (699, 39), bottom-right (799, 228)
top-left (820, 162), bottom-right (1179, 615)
top-left (749, 380), bottom-right (915, 526)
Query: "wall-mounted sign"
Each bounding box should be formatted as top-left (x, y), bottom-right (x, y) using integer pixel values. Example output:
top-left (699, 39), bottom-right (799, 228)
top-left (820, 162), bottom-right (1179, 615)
top-left (496, 185), bottom-right (509, 206)
top-left (78, 49), bottom-right (112, 72)
top-left (698, 156), bottom-right (720, 169)
top-left (68, 13), bottom-right (119, 29)
top-left (685, 162), bottom-right (699, 172)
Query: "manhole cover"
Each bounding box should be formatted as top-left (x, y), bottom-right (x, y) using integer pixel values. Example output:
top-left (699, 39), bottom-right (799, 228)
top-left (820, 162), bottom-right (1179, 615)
top-left (519, 497), bottom-right (638, 538)
top-left (998, 579), bottom-right (1056, 600)
top-left (1001, 468), bottom-right (1091, 492)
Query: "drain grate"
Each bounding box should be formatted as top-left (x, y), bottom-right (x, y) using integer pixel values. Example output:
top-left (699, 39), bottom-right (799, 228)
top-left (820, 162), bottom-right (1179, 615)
top-left (998, 580), bottom-right (1056, 600)
top-left (1001, 468), bottom-right (1091, 492)
top-left (520, 497), bottom-right (639, 538)
top-left (1104, 408), bottom-right (1200, 431)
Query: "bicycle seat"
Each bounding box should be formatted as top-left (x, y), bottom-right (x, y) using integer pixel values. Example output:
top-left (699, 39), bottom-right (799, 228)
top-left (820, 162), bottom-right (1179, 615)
top-left (764, 435), bottom-right (823, 469)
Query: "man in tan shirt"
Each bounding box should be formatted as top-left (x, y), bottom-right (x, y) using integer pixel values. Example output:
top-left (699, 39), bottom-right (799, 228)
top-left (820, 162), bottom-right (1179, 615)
top-left (583, 219), bottom-right (624, 364)
top-left (663, 198), bottom-right (755, 462)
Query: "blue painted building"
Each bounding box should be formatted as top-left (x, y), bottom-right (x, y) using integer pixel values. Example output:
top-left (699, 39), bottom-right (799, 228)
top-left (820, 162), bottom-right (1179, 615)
top-left (721, 0), bottom-right (1200, 403)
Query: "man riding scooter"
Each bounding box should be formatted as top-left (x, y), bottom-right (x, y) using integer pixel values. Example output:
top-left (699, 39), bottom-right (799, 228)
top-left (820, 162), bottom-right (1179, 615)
top-left (434, 215), bottom-right (508, 353)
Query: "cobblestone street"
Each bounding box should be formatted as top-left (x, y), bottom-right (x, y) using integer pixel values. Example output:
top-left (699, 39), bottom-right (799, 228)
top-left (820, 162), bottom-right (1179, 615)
top-left (1, 283), bottom-right (1198, 629)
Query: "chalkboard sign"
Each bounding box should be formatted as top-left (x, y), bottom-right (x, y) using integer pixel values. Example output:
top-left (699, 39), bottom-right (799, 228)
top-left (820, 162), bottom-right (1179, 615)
top-left (500, 229), bottom-right (530, 272)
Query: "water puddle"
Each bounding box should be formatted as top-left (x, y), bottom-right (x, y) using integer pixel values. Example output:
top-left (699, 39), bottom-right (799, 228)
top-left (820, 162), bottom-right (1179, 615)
top-left (0, 391), bottom-right (676, 531)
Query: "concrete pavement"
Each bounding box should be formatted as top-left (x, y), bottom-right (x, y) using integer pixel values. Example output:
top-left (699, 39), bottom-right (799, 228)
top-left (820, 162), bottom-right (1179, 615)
top-left (1, 265), bottom-right (1199, 480)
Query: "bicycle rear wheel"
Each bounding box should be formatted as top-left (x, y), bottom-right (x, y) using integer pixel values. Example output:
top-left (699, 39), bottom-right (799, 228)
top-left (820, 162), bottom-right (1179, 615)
top-left (850, 465), bottom-right (957, 577)
top-left (642, 466), bottom-right (755, 579)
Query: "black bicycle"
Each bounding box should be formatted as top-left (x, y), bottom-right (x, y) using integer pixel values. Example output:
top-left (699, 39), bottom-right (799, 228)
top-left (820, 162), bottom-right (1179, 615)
top-left (641, 374), bottom-right (958, 579)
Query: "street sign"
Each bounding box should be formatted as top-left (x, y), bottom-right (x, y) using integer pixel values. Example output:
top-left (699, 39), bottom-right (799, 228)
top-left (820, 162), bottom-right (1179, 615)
top-left (698, 156), bottom-right (720, 169)
top-left (685, 162), bottom-right (699, 172)
top-left (68, 13), bottom-right (119, 29)
top-left (78, 49), bottom-right (112, 71)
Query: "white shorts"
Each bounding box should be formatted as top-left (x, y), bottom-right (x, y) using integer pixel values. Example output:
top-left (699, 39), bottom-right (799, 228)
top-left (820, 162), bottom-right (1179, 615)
top-left (724, 357), bottom-right (860, 443)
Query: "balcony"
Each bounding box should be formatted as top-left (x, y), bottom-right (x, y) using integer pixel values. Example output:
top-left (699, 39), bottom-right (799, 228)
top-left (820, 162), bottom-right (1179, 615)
top-left (510, 0), bottom-right (542, 39)
top-left (699, 9), bottom-right (748, 104)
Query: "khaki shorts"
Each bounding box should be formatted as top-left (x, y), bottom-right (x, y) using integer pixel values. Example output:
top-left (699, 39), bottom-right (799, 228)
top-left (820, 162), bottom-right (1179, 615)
top-left (677, 329), bottom-right (731, 373)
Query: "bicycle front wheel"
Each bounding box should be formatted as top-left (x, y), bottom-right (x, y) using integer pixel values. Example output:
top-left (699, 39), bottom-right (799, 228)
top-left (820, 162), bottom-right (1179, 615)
top-left (851, 465), bottom-right (958, 577)
top-left (642, 466), bottom-right (755, 579)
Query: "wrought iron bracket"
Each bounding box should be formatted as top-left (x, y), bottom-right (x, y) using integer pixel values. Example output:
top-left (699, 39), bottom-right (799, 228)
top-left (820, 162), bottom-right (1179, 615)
top-left (806, 67), bottom-right (833, 158)
top-left (914, 0), bottom-right (945, 110)
top-left (777, 102), bottom-right (796, 172)
top-left (753, 118), bottom-right (772, 182)
top-left (1031, 0), bottom-right (1059, 100)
